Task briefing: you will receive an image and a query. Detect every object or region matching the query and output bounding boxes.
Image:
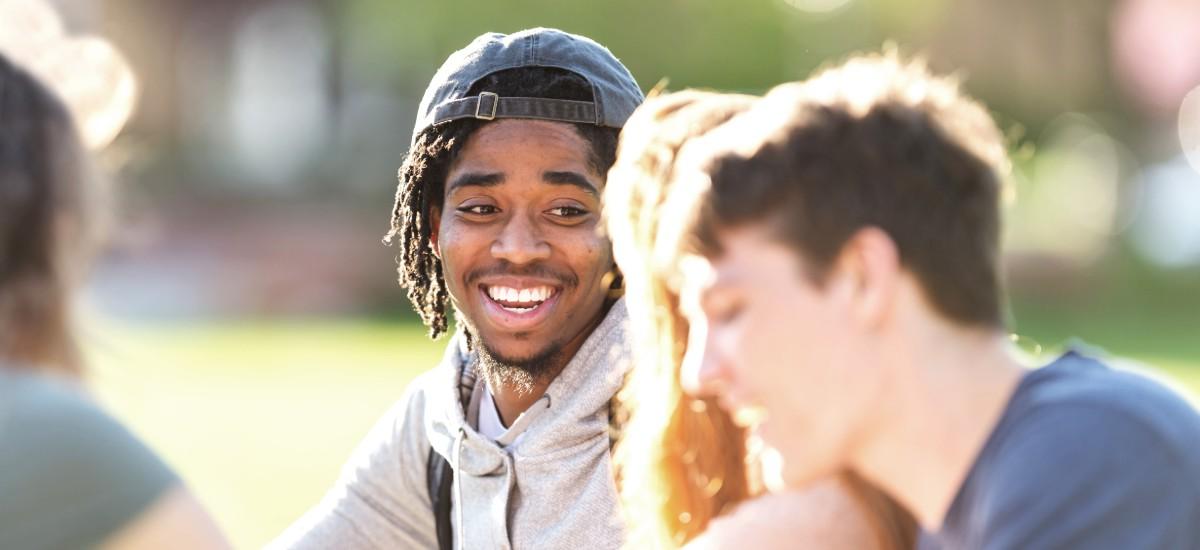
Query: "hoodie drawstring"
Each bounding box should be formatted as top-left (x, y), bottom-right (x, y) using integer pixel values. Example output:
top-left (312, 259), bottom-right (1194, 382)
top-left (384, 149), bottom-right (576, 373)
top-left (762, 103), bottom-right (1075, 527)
top-left (454, 428), bottom-right (465, 550)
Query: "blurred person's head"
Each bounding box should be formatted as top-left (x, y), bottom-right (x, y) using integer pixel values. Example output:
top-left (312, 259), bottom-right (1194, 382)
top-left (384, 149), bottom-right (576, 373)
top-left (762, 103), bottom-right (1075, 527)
top-left (605, 90), bottom-right (757, 547)
top-left (0, 52), bottom-right (101, 375)
top-left (383, 29), bottom-right (642, 391)
top-left (621, 51), bottom-right (1010, 492)
top-left (605, 90), bottom-right (917, 549)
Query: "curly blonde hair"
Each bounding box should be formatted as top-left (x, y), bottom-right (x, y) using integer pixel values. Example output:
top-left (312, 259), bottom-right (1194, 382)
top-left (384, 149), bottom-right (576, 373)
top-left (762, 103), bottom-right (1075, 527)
top-left (606, 90), bottom-right (759, 548)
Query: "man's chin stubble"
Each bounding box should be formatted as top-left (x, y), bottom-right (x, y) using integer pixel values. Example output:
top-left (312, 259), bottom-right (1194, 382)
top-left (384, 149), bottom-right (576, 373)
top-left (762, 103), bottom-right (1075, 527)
top-left (476, 340), bottom-right (568, 395)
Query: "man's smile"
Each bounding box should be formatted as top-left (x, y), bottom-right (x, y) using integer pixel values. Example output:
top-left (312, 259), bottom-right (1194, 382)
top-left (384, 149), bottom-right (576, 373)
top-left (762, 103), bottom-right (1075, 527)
top-left (477, 278), bottom-right (565, 331)
top-left (484, 284), bottom-right (558, 312)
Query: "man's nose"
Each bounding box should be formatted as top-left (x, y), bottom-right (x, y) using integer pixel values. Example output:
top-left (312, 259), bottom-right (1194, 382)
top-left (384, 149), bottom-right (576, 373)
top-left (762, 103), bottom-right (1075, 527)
top-left (491, 212), bottom-right (552, 265)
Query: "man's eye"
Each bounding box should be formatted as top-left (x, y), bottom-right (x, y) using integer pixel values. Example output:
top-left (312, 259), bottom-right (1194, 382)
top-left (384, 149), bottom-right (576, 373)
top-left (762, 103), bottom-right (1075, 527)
top-left (547, 206), bottom-right (588, 218)
top-left (458, 204), bottom-right (498, 215)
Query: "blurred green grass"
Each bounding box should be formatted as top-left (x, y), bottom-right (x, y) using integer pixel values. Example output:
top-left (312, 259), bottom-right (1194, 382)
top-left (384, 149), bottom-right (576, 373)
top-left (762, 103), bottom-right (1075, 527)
top-left (83, 318), bottom-right (443, 549)
top-left (82, 311), bottom-right (1200, 549)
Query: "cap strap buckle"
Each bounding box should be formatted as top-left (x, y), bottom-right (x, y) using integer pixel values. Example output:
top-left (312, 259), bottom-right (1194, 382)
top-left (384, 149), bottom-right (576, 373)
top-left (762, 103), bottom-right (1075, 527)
top-left (475, 92), bottom-right (499, 121)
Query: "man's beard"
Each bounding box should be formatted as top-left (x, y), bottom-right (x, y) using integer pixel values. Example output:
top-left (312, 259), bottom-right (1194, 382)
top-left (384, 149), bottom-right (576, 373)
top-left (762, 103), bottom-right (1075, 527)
top-left (475, 337), bottom-right (569, 395)
top-left (458, 260), bottom-right (579, 393)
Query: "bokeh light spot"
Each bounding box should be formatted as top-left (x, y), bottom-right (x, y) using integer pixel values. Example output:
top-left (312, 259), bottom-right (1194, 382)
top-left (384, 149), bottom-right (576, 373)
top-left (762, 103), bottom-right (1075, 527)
top-left (0, 0), bottom-right (138, 149)
top-left (1180, 85), bottom-right (1200, 175)
top-left (782, 0), bottom-right (855, 15)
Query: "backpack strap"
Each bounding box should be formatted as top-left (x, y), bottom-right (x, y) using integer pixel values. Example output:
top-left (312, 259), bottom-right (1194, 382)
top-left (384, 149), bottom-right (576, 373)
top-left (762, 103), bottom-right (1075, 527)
top-left (428, 447), bottom-right (454, 550)
top-left (428, 347), bottom-right (477, 550)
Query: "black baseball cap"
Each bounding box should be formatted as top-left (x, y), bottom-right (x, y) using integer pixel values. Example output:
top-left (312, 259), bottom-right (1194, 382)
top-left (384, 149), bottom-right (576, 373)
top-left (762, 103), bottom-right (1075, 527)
top-left (411, 28), bottom-right (645, 144)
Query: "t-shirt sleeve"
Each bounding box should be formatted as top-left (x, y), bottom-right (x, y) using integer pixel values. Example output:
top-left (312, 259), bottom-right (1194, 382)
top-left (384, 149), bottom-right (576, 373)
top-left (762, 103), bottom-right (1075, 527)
top-left (268, 375), bottom-right (439, 549)
top-left (0, 378), bottom-right (179, 550)
top-left (975, 403), bottom-right (1200, 550)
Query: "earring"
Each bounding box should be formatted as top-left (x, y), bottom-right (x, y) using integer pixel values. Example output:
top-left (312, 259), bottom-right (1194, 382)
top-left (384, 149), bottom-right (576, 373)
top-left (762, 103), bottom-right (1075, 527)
top-left (603, 269), bottom-right (625, 299)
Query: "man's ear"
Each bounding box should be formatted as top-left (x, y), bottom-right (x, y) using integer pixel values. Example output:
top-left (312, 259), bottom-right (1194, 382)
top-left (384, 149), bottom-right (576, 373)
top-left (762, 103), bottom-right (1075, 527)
top-left (831, 227), bottom-right (900, 328)
top-left (429, 207), bottom-right (442, 259)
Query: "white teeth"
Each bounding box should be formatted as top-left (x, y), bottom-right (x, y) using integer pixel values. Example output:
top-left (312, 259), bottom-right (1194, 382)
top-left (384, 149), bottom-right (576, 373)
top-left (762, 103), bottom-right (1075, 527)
top-left (486, 285), bottom-right (555, 306)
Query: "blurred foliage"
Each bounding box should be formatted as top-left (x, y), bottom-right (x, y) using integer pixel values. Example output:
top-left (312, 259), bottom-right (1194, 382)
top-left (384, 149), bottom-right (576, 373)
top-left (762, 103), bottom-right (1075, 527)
top-left (334, 0), bottom-right (1127, 133)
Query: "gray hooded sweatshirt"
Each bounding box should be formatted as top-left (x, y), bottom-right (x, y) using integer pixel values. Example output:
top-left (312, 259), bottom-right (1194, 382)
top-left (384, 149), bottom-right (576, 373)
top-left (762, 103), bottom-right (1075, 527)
top-left (272, 299), bottom-right (631, 550)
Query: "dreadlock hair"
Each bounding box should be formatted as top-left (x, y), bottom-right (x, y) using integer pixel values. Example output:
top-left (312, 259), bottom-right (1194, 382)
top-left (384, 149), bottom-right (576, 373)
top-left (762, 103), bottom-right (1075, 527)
top-left (384, 67), bottom-right (620, 338)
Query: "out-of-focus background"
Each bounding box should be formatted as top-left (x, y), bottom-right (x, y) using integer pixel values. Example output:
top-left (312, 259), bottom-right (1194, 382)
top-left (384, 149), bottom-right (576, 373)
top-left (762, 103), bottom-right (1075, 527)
top-left (4, 0), bottom-right (1199, 547)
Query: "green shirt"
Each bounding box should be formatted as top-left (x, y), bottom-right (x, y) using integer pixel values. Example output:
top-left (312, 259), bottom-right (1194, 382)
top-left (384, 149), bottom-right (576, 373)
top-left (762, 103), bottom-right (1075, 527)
top-left (0, 367), bottom-right (178, 550)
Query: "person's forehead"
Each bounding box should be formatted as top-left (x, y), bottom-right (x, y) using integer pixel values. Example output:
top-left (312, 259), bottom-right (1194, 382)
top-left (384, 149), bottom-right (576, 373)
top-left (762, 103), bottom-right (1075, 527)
top-left (461, 119), bottom-right (591, 155)
top-left (709, 226), bottom-right (801, 283)
top-left (446, 119), bottom-right (603, 194)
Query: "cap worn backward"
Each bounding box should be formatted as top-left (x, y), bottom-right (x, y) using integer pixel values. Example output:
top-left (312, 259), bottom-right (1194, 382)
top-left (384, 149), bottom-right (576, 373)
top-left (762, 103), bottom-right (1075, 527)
top-left (411, 27), bottom-right (644, 145)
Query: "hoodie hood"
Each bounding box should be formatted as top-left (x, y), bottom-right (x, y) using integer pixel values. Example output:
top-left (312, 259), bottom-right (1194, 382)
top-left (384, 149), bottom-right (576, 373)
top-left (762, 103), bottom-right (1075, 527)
top-left (422, 298), bottom-right (631, 549)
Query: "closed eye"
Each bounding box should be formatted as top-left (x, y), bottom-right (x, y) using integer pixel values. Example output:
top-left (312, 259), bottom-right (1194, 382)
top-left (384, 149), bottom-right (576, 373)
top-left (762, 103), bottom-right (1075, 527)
top-left (703, 292), bottom-right (745, 326)
top-left (711, 303), bottom-right (744, 325)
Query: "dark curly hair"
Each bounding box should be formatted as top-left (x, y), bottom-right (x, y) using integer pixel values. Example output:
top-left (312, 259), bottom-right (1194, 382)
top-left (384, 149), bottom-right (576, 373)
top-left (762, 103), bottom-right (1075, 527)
top-left (384, 67), bottom-right (620, 338)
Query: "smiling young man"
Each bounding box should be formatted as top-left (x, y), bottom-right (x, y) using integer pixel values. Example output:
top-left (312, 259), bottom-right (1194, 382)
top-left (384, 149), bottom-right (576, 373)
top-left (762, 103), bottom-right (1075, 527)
top-left (649, 54), bottom-right (1200, 549)
top-left (271, 28), bottom-right (643, 549)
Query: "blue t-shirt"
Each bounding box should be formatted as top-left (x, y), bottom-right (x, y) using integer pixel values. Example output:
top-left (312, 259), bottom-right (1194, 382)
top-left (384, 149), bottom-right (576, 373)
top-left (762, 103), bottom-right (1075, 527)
top-left (0, 367), bottom-right (179, 550)
top-left (925, 351), bottom-right (1200, 549)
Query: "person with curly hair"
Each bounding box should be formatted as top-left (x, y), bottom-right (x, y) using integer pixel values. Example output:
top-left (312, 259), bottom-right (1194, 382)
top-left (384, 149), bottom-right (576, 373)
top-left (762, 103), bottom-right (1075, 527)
top-left (272, 28), bottom-right (643, 550)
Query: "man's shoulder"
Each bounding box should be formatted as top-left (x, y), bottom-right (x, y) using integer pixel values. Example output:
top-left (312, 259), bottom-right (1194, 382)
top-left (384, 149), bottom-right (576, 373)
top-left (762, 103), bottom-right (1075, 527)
top-left (975, 352), bottom-right (1200, 500)
top-left (1006, 352), bottom-right (1200, 461)
top-left (332, 363), bottom-right (455, 484)
top-left (379, 349), bottom-right (475, 460)
top-left (949, 354), bottom-right (1200, 548)
top-left (381, 360), bottom-right (463, 435)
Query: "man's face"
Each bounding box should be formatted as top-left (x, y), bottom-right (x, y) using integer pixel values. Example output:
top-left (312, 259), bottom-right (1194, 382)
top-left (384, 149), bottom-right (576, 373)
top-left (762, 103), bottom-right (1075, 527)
top-left (678, 225), bottom-right (880, 490)
top-left (433, 119), bottom-right (613, 372)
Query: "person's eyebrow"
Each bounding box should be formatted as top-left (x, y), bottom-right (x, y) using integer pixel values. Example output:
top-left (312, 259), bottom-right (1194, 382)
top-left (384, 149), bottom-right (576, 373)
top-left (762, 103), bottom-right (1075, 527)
top-left (447, 172), bottom-right (504, 192)
top-left (543, 170), bottom-right (599, 197)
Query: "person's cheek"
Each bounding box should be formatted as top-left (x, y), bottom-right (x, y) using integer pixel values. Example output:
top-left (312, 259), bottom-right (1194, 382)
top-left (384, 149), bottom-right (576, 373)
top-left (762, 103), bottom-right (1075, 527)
top-left (743, 308), bottom-right (781, 397)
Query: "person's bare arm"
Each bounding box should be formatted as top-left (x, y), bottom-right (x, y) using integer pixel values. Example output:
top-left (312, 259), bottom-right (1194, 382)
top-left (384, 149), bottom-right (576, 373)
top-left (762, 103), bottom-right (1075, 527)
top-left (685, 477), bottom-right (891, 550)
top-left (100, 485), bottom-right (230, 550)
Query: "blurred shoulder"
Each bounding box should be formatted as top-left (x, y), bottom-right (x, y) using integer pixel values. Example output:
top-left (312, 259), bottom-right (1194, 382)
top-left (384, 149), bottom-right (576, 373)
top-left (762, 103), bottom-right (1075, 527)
top-left (685, 478), bottom-right (891, 550)
top-left (1009, 351), bottom-right (1200, 462)
top-left (0, 368), bottom-right (179, 548)
top-left (0, 368), bottom-right (164, 460)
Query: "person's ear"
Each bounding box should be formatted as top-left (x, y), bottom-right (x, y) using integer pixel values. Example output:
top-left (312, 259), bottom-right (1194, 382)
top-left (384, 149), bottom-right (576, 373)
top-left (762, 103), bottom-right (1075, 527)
top-left (830, 227), bottom-right (900, 328)
top-left (429, 206), bottom-right (442, 259)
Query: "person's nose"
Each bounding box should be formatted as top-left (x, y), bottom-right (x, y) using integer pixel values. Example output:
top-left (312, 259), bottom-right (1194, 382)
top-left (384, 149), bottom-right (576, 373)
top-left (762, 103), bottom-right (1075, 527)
top-left (490, 211), bottom-right (551, 265)
top-left (680, 318), bottom-right (730, 398)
